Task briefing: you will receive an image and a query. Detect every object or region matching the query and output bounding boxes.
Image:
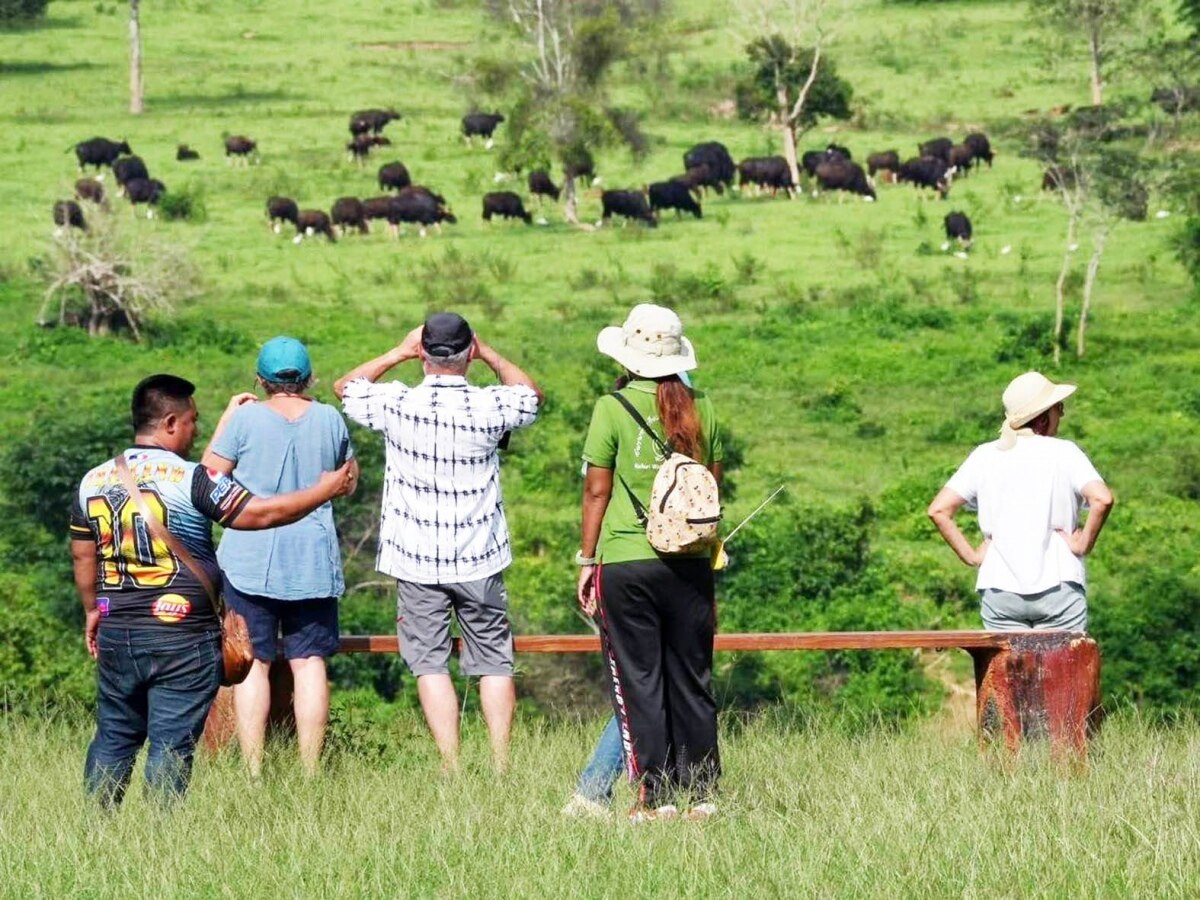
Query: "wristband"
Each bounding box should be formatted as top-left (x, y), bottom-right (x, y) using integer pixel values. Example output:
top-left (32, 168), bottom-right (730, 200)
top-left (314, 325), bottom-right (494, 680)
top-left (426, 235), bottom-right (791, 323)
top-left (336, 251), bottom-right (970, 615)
top-left (574, 550), bottom-right (597, 567)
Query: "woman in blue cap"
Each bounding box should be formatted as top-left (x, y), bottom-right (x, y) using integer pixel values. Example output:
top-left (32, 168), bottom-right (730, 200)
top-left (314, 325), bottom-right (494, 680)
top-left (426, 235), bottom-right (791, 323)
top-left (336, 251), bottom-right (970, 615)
top-left (202, 336), bottom-right (358, 777)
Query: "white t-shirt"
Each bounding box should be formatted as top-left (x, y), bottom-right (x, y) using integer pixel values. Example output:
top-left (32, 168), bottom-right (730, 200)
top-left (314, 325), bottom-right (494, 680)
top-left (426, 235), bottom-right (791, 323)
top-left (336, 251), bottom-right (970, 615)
top-left (945, 436), bottom-right (1104, 594)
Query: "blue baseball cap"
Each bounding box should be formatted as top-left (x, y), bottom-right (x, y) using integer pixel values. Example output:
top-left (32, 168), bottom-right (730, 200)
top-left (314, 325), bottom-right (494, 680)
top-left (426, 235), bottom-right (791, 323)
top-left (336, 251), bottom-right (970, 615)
top-left (256, 336), bottom-right (312, 383)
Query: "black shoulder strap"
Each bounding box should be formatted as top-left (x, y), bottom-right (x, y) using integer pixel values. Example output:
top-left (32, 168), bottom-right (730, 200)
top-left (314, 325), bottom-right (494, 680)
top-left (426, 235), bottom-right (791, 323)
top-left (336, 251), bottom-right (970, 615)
top-left (610, 391), bottom-right (671, 456)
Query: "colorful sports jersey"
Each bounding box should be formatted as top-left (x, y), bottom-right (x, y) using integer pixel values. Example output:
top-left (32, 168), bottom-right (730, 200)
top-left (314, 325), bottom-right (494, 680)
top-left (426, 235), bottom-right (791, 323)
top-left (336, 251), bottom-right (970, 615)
top-left (69, 446), bottom-right (253, 632)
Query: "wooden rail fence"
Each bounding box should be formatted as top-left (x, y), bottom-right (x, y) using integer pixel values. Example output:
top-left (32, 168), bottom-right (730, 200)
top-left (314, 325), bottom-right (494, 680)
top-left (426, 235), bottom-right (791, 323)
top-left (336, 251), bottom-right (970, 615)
top-left (205, 630), bottom-right (1102, 756)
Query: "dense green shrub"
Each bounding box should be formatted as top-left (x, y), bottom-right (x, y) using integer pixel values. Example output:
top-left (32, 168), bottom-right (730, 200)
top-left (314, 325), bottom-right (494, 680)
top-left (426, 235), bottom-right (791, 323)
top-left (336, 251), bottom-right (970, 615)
top-left (1172, 216), bottom-right (1200, 292)
top-left (716, 499), bottom-right (938, 724)
top-left (0, 574), bottom-right (93, 713)
top-left (0, 0), bottom-right (49, 25)
top-left (157, 182), bottom-right (208, 223)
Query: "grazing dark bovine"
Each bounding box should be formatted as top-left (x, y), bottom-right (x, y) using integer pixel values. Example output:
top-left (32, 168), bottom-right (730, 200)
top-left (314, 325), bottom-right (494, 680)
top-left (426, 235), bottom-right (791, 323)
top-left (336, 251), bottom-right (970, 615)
top-left (331, 197), bottom-right (369, 235)
top-left (528, 169), bottom-right (561, 202)
top-left (949, 144), bottom-right (974, 176)
top-left (266, 196), bottom-right (299, 232)
top-left (295, 210), bottom-right (336, 243)
top-left (124, 178), bottom-right (166, 216)
top-left (482, 191), bottom-right (532, 224)
top-left (112, 156), bottom-right (150, 192)
top-left (1042, 165), bottom-right (1077, 192)
top-left (682, 142), bottom-right (736, 192)
top-left (738, 156), bottom-right (795, 197)
top-left (564, 148), bottom-right (596, 184)
top-left (802, 150), bottom-right (825, 177)
top-left (224, 135), bottom-right (257, 162)
top-left (53, 200), bottom-right (86, 231)
top-left (74, 138), bottom-right (132, 171)
top-left (349, 108), bottom-right (400, 136)
top-left (648, 180), bottom-right (702, 219)
top-left (391, 186), bottom-right (458, 236)
top-left (670, 165), bottom-right (715, 198)
top-left (814, 159), bottom-right (876, 200)
top-left (867, 150), bottom-right (900, 177)
top-left (75, 178), bottom-right (105, 205)
top-left (964, 132), bottom-right (994, 168)
top-left (944, 211), bottom-right (973, 246)
top-left (176, 144), bottom-right (200, 161)
top-left (348, 134), bottom-right (390, 163)
top-left (377, 161), bottom-right (411, 192)
top-left (825, 143), bottom-right (852, 160)
top-left (919, 137), bottom-right (954, 163)
top-left (462, 112), bottom-right (505, 144)
top-left (600, 189), bottom-right (656, 227)
top-left (898, 155), bottom-right (951, 199)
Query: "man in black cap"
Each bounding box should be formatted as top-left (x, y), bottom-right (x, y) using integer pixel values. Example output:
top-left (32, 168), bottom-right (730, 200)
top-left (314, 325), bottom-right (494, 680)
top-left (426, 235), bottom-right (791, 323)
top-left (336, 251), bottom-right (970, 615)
top-left (334, 313), bottom-right (542, 772)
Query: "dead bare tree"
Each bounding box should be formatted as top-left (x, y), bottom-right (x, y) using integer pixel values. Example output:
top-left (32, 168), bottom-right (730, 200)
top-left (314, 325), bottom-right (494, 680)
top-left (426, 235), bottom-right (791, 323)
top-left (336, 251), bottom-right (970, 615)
top-left (39, 211), bottom-right (200, 340)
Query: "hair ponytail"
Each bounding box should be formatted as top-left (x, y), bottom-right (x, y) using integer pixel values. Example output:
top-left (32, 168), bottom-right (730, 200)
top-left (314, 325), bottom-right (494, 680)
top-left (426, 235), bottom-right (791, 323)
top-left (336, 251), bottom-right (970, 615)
top-left (656, 376), bottom-right (703, 460)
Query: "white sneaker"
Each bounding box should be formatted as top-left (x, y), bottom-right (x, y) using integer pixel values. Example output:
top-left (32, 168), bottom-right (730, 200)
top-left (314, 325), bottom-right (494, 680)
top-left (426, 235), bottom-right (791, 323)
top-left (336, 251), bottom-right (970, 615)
top-left (684, 802), bottom-right (718, 821)
top-left (561, 794), bottom-right (611, 820)
top-left (629, 804), bottom-right (678, 824)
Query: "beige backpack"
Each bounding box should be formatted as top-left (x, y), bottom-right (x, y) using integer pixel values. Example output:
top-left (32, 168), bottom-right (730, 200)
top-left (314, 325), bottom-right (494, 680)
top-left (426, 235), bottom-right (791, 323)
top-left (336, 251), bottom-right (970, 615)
top-left (612, 393), bottom-right (721, 554)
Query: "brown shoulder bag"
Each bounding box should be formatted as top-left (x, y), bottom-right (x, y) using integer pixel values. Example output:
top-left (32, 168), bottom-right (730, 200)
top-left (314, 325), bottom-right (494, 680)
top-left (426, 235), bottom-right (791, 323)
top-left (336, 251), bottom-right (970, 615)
top-left (113, 454), bottom-right (255, 686)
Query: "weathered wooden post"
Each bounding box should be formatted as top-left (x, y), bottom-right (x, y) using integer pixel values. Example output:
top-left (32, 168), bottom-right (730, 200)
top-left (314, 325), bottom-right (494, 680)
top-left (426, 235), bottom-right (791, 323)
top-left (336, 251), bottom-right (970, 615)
top-left (972, 632), bottom-right (1101, 757)
top-left (202, 660), bottom-right (296, 755)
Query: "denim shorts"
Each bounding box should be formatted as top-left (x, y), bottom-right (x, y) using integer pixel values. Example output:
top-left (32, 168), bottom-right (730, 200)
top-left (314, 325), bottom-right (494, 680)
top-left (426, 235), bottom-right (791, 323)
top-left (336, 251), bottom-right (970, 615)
top-left (224, 579), bottom-right (340, 661)
top-left (980, 581), bottom-right (1088, 632)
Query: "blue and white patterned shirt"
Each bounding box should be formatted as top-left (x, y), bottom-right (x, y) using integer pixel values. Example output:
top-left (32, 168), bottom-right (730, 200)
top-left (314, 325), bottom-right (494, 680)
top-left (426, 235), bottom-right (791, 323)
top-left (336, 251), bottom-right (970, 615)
top-left (341, 374), bottom-right (539, 584)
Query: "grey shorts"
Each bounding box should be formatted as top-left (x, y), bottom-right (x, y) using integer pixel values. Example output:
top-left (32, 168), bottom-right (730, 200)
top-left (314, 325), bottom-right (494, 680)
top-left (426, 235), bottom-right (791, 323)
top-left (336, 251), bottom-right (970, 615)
top-left (980, 581), bottom-right (1088, 632)
top-left (395, 574), bottom-right (514, 677)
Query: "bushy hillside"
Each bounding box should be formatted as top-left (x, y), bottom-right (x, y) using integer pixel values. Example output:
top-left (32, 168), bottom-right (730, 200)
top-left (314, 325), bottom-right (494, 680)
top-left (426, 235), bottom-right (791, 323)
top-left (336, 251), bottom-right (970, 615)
top-left (0, 0), bottom-right (1196, 717)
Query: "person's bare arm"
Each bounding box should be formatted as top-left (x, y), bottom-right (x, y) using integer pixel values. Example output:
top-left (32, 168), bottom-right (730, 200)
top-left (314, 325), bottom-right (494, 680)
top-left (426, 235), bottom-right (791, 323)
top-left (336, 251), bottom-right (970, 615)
top-left (200, 393), bottom-right (257, 465)
top-left (227, 462), bottom-right (357, 529)
top-left (71, 539), bottom-right (100, 659)
top-left (474, 338), bottom-right (544, 405)
top-left (1058, 480), bottom-right (1114, 556)
top-left (927, 487), bottom-right (989, 567)
top-left (333, 327), bottom-right (422, 399)
top-left (578, 465), bottom-right (614, 614)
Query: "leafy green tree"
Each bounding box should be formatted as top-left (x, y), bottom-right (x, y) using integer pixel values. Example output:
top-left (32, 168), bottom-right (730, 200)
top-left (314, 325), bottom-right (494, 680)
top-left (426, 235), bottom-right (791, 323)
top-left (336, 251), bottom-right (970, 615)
top-left (1030, 0), bottom-right (1139, 107)
top-left (0, 0), bottom-right (49, 25)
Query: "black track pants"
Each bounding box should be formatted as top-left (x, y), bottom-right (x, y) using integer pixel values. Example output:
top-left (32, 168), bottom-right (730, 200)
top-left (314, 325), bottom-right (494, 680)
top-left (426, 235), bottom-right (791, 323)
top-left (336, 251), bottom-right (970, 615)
top-left (598, 557), bottom-right (720, 808)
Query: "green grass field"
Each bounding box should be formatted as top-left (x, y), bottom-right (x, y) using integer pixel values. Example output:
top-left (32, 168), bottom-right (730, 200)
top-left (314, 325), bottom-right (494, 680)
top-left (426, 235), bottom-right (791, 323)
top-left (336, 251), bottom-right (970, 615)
top-left (1, 0), bottom-right (1199, 889)
top-left (2, 711), bottom-right (1199, 896)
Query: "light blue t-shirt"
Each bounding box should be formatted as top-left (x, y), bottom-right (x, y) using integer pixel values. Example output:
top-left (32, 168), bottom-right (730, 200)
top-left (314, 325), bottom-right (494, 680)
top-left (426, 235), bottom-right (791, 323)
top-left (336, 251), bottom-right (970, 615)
top-left (212, 400), bottom-right (353, 600)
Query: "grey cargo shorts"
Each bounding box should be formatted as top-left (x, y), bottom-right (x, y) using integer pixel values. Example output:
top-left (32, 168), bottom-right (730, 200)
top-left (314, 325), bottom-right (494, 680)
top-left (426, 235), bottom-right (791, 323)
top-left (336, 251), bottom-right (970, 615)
top-left (395, 574), bottom-right (514, 677)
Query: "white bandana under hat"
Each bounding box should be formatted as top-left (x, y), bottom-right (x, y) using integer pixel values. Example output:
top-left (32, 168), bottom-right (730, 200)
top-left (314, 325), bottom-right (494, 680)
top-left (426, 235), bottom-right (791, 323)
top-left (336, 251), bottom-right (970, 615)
top-left (997, 371), bottom-right (1077, 450)
top-left (596, 303), bottom-right (697, 379)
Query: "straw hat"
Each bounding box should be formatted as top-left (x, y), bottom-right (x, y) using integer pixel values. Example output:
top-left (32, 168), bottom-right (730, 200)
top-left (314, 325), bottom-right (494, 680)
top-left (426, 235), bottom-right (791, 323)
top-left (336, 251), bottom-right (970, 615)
top-left (596, 304), bottom-right (697, 379)
top-left (997, 371), bottom-right (1076, 449)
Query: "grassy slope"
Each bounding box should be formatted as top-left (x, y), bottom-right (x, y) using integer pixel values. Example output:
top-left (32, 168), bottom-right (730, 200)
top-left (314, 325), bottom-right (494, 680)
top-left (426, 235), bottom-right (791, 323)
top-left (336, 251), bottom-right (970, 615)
top-left (1, 712), bottom-right (1199, 895)
top-left (0, 1), bottom-right (1196, 639)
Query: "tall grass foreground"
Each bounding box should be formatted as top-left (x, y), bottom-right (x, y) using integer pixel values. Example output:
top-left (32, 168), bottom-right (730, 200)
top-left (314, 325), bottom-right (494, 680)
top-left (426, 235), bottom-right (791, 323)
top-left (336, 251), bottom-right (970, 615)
top-left (1, 711), bottom-right (1198, 896)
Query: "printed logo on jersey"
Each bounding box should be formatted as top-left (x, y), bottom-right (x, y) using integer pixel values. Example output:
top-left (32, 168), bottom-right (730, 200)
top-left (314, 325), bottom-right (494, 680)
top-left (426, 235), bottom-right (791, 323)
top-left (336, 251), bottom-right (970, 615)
top-left (208, 473), bottom-right (234, 505)
top-left (97, 597), bottom-right (111, 617)
top-left (151, 593), bottom-right (191, 623)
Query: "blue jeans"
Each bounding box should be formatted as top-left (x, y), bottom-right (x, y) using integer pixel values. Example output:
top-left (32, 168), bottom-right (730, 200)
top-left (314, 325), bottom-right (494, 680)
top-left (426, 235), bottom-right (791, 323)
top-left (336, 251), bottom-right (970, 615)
top-left (577, 716), bottom-right (625, 803)
top-left (85, 627), bottom-right (222, 807)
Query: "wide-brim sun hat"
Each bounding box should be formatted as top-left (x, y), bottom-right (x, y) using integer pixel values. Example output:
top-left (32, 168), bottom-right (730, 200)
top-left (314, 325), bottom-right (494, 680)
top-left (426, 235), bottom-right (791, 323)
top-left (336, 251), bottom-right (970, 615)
top-left (596, 303), bottom-right (697, 379)
top-left (997, 370), bottom-right (1076, 449)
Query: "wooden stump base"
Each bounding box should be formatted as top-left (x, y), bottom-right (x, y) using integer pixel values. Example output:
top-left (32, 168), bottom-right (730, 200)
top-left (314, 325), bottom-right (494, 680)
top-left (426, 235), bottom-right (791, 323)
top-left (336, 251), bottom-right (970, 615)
top-left (972, 633), bottom-right (1101, 757)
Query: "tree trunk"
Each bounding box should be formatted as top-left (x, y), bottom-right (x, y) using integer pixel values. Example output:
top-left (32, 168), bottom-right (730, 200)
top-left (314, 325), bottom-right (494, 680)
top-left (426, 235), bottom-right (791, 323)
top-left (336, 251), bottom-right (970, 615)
top-left (129, 0), bottom-right (144, 115)
top-left (1088, 23), bottom-right (1103, 107)
top-left (562, 175), bottom-right (580, 226)
top-left (1054, 214), bottom-right (1079, 367)
top-left (777, 88), bottom-right (801, 191)
top-left (1077, 226), bottom-right (1108, 358)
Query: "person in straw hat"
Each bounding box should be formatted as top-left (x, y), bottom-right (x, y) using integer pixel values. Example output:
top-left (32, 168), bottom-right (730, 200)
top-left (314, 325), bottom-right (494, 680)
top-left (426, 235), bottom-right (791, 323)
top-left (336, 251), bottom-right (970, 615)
top-left (927, 371), bottom-right (1113, 631)
top-left (577, 303), bottom-right (724, 822)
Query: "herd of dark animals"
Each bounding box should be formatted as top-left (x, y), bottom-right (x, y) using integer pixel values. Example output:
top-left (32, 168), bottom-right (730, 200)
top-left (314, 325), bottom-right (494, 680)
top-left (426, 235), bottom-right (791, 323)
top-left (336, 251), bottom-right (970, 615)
top-left (58, 106), bottom-right (1035, 248)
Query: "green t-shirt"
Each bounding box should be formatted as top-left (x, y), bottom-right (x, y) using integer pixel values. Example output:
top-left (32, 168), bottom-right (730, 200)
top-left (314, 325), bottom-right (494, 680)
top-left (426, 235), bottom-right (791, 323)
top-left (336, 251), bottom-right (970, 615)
top-left (581, 379), bottom-right (723, 564)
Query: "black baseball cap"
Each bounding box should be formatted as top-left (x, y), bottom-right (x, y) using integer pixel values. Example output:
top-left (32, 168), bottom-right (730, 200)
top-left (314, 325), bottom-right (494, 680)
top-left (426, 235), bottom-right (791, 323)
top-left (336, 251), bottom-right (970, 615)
top-left (421, 312), bottom-right (473, 357)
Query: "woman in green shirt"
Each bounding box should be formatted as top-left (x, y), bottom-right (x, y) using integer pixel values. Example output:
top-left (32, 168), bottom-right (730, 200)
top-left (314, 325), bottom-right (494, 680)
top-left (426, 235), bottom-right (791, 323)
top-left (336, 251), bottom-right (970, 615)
top-left (577, 303), bottom-right (723, 823)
